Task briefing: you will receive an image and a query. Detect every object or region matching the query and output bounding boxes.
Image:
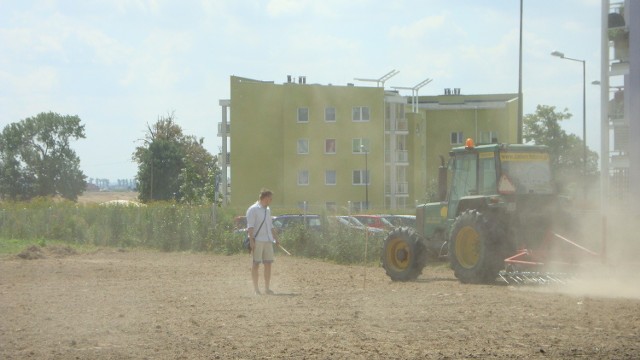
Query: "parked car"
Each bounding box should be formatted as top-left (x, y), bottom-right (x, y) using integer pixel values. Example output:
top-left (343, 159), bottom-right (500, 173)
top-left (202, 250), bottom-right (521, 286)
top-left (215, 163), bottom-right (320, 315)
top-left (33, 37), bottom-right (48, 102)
top-left (233, 216), bottom-right (247, 231)
top-left (272, 214), bottom-right (323, 233)
top-left (343, 216), bottom-right (387, 237)
top-left (380, 214), bottom-right (416, 229)
top-left (351, 215), bottom-right (394, 231)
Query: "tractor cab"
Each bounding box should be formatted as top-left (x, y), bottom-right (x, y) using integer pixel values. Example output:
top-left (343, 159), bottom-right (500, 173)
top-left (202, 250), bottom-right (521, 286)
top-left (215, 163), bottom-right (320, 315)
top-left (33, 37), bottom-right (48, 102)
top-left (446, 140), bottom-right (554, 219)
top-left (418, 140), bottom-right (554, 245)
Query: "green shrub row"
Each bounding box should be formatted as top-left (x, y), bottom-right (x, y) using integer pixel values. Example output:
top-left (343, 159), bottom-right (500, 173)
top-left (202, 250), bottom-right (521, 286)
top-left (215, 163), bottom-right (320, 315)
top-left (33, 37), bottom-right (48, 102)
top-left (0, 199), bottom-right (383, 265)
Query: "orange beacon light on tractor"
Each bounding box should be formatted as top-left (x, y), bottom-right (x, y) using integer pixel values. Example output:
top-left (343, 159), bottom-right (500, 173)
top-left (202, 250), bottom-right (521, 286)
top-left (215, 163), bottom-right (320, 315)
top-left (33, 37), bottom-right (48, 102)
top-left (465, 138), bottom-right (475, 149)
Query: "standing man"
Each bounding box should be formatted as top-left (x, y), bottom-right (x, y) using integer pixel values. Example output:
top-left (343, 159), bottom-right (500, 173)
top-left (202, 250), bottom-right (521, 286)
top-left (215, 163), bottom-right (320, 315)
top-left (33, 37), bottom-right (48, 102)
top-left (246, 188), bottom-right (279, 295)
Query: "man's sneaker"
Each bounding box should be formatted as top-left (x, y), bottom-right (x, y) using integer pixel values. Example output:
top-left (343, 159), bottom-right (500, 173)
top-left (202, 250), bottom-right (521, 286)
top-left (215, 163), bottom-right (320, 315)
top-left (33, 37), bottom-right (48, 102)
top-left (265, 289), bottom-right (274, 295)
top-left (254, 289), bottom-right (261, 295)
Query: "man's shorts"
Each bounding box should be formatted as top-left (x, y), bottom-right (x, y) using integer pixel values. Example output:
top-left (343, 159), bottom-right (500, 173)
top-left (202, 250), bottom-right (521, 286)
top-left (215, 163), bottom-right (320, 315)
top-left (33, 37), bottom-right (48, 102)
top-left (253, 241), bottom-right (274, 264)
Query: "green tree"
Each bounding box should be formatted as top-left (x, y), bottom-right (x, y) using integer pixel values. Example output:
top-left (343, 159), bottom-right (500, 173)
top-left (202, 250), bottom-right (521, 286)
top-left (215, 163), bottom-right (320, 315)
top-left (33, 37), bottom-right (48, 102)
top-left (179, 137), bottom-right (220, 204)
top-left (0, 112), bottom-right (86, 201)
top-left (523, 105), bottom-right (598, 193)
top-left (133, 113), bottom-right (219, 204)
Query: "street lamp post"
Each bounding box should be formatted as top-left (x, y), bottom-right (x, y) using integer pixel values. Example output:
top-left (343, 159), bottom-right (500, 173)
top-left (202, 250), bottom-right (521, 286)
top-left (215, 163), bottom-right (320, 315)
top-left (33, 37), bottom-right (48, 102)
top-left (551, 50), bottom-right (587, 196)
top-left (361, 145), bottom-right (369, 210)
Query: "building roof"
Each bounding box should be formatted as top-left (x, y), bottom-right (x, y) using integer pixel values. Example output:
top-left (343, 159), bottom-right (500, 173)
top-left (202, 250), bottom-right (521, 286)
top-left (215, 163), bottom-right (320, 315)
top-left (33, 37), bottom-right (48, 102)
top-left (417, 93), bottom-right (519, 110)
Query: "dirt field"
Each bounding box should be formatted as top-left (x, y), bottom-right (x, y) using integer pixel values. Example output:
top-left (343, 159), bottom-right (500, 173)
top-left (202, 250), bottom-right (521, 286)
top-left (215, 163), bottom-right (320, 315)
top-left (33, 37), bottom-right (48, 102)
top-left (1, 246), bottom-right (639, 359)
top-left (77, 191), bottom-right (139, 204)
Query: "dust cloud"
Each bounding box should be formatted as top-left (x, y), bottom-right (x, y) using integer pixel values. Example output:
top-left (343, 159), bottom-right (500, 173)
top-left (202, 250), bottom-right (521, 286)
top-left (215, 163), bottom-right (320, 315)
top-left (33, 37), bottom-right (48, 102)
top-left (548, 204), bottom-right (640, 300)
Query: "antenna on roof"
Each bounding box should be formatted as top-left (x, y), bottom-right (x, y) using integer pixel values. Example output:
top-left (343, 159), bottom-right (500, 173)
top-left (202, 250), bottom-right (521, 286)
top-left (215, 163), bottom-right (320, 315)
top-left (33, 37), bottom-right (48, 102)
top-left (354, 69), bottom-right (400, 88)
top-left (392, 78), bottom-right (433, 112)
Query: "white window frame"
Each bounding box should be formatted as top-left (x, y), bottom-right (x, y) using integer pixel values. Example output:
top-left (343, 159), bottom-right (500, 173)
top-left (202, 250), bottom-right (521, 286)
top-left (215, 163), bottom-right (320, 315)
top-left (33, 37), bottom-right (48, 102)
top-left (325, 139), bottom-right (336, 154)
top-left (325, 107), bottom-right (336, 122)
top-left (298, 170), bottom-right (309, 186)
top-left (352, 169), bottom-right (369, 185)
top-left (352, 138), bottom-right (370, 154)
top-left (479, 131), bottom-right (499, 144)
top-left (451, 131), bottom-right (464, 145)
top-left (352, 106), bottom-right (370, 122)
top-left (297, 107), bottom-right (309, 123)
top-left (297, 138), bottom-right (309, 154)
top-left (325, 170), bottom-right (337, 185)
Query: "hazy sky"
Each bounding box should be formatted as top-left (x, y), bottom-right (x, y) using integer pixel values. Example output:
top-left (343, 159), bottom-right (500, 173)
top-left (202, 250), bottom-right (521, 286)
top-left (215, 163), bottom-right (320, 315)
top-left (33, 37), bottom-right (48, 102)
top-left (1, 0), bottom-right (605, 181)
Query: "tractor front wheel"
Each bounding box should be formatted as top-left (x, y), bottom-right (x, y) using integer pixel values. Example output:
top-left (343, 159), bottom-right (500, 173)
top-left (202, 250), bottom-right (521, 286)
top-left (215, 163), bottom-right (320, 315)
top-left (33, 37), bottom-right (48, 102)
top-left (448, 210), bottom-right (502, 284)
top-left (382, 227), bottom-right (427, 281)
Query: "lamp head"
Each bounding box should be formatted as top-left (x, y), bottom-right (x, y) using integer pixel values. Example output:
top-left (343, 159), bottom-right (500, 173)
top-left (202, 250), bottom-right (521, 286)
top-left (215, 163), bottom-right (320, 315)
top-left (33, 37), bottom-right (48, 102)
top-left (551, 50), bottom-right (565, 58)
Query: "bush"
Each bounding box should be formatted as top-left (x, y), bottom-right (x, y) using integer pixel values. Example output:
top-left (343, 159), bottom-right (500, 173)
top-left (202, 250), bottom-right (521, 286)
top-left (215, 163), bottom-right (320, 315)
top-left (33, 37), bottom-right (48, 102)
top-left (0, 199), bottom-right (383, 265)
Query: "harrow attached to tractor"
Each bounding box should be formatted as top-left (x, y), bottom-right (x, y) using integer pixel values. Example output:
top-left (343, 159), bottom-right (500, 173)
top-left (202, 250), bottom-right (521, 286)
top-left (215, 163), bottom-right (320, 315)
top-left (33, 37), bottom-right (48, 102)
top-left (382, 139), bottom-right (604, 285)
top-left (498, 230), bottom-right (603, 284)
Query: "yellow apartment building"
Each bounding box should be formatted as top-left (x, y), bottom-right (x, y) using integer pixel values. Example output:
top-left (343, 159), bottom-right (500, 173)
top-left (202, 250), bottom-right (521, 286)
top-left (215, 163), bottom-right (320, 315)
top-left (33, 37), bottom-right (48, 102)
top-left (224, 75), bottom-right (518, 212)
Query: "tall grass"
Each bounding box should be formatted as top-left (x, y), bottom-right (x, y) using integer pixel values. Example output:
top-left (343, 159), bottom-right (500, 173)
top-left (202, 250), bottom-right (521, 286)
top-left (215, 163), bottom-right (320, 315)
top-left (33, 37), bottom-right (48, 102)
top-left (0, 199), bottom-right (383, 265)
top-left (0, 199), bottom-right (240, 252)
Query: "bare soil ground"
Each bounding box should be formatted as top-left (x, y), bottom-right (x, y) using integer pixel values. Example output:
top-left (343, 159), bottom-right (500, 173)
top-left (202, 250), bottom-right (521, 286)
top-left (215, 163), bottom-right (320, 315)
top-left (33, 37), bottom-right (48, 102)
top-left (1, 246), bottom-right (639, 359)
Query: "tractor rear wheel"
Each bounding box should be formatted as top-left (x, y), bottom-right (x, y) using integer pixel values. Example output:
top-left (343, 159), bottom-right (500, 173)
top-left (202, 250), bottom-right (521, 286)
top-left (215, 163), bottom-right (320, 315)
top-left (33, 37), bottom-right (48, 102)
top-left (382, 227), bottom-right (427, 281)
top-left (448, 210), bottom-right (502, 284)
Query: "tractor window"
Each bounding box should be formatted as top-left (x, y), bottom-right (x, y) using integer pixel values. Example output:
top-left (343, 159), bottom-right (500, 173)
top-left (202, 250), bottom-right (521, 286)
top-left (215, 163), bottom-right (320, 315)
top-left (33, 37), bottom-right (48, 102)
top-left (448, 153), bottom-right (477, 218)
top-left (479, 154), bottom-right (497, 195)
top-left (499, 152), bottom-right (553, 194)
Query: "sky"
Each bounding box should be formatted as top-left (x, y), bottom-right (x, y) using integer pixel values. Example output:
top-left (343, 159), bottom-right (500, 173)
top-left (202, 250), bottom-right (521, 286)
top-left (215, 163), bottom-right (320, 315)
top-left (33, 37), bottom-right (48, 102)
top-left (0, 0), bottom-right (606, 182)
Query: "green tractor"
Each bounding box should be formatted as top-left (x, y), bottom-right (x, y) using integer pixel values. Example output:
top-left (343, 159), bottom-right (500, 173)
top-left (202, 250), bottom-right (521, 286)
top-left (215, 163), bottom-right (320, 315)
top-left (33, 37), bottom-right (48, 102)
top-left (382, 139), bottom-right (595, 284)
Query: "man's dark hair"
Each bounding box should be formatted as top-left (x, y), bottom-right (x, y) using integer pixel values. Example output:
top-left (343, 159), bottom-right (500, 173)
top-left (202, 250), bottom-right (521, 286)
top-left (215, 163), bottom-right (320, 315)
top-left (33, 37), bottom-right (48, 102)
top-left (259, 188), bottom-right (273, 200)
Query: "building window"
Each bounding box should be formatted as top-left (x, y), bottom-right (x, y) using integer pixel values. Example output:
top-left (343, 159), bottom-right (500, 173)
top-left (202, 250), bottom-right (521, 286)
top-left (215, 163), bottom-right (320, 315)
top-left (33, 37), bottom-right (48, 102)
top-left (352, 138), bottom-right (370, 153)
top-left (298, 170), bottom-right (309, 185)
top-left (350, 201), bottom-right (366, 212)
top-left (325, 202), bottom-right (337, 212)
top-left (352, 106), bottom-right (370, 122)
top-left (297, 107), bottom-right (309, 122)
top-left (353, 169), bottom-right (369, 185)
top-left (451, 131), bottom-right (464, 145)
top-left (479, 131), bottom-right (499, 144)
top-left (297, 139), bottom-right (309, 154)
top-left (325, 139), bottom-right (336, 154)
top-left (325, 170), bottom-right (337, 185)
top-left (325, 107), bottom-right (336, 122)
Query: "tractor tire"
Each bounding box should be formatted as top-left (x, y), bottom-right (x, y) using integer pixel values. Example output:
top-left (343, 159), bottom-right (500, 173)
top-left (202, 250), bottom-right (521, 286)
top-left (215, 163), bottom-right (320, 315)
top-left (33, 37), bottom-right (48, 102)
top-left (448, 210), bottom-right (503, 284)
top-left (382, 227), bottom-right (427, 281)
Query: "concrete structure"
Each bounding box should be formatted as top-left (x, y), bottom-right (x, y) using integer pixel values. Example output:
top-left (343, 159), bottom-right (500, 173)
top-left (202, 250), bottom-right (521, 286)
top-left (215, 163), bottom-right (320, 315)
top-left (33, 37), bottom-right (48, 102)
top-left (600, 0), bottom-right (639, 210)
top-left (221, 75), bottom-right (518, 212)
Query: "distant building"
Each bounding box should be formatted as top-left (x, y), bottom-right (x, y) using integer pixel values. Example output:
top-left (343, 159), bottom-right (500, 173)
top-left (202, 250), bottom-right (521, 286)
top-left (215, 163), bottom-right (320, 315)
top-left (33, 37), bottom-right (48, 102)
top-left (602, 1), bottom-right (639, 209)
top-left (221, 75), bottom-right (518, 211)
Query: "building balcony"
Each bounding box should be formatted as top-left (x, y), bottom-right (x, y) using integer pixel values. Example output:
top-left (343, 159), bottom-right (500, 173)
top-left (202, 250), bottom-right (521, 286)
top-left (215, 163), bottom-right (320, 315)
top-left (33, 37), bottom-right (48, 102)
top-left (610, 154), bottom-right (628, 169)
top-left (217, 122), bottom-right (230, 137)
top-left (385, 150), bottom-right (409, 164)
top-left (610, 61), bottom-right (629, 76)
top-left (385, 182), bottom-right (409, 195)
top-left (385, 118), bottom-right (409, 133)
top-left (218, 152), bottom-right (231, 165)
top-left (613, 125), bottom-right (628, 152)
